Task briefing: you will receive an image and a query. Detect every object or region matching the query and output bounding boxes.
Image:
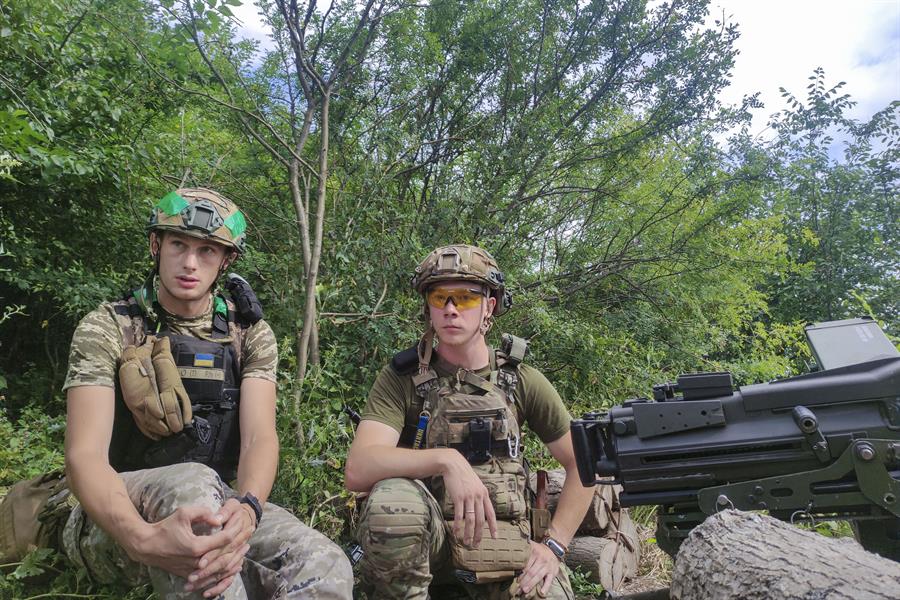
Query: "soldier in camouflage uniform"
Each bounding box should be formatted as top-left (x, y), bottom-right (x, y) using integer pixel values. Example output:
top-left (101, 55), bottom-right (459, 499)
top-left (62, 188), bottom-right (352, 599)
top-left (345, 245), bottom-right (595, 599)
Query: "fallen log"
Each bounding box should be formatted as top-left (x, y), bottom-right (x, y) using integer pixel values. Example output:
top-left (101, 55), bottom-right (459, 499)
top-left (531, 469), bottom-right (620, 533)
top-left (566, 535), bottom-right (631, 592)
top-left (602, 507), bottom-right (640, 577)
top-left (671, 510), bottom-right (900, 600)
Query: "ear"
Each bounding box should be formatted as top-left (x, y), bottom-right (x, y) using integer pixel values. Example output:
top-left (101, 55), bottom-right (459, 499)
top-left (148, 232), bottom-right (161, 259)
top-left (221, 250), bottom-right (237, 272)
top-left (485, 295), bottom-right (497, 315)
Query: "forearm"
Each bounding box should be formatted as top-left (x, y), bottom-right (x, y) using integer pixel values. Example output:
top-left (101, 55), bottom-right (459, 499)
top-left (236, 434), bottom-right (278, 504)
top-left (547, 464), bottom-right (595, 546)
top-left (345, 444), bottom-right (458, 492)
top-left (65, 452), bottom-right (152, 556)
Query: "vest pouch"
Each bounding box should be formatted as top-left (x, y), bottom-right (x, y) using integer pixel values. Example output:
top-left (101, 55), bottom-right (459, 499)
top-left (434, 406), bottom-right (511, 460)
top-left (481, 461), bottom-right (528, 520)
top-left (449, 518), bottom-right (532, 575)
top-left (436, 460), bottom-right (528, 521)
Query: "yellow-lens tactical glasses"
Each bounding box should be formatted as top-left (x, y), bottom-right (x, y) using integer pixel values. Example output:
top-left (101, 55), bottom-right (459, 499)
top-left (426, 286), bottom-right (486, 310)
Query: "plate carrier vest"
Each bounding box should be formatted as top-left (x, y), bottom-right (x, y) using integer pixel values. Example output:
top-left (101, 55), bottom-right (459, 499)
top-left (108, 291), bottom-right (251, 482)
top-left (394, 335), bottom-right (531, 524)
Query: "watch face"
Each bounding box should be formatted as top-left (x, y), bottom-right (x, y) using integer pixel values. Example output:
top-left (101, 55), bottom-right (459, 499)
top-left (544, 538), bottom-right (565, 559)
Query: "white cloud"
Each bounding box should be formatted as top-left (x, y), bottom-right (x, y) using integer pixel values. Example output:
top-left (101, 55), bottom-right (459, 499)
top-left (231, 1), bottom-right (271, 49)
top-left (711, 0), bottom-right (900, 135)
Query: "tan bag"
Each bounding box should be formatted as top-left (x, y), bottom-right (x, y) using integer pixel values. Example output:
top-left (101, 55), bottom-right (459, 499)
top-left (0, 471), bottom-right (70, 562)
top-left (119, 335), bottom-right (192, 440)
top-left (450, 519), bottom-right (532, 574)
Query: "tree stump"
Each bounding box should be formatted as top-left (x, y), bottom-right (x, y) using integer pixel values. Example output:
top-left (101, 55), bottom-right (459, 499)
top-left (671, 510), bottom-right (900, 600)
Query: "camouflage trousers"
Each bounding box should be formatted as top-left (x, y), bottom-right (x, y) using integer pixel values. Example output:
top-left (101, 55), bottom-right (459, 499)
top-left (60, 463), bottom-right (353, 599)
top-left (356, 478), bottom-right (574, 600)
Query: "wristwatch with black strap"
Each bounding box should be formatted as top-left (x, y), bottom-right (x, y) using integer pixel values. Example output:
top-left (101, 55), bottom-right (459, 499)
top-left (238, 492), bottom-right (263, 527)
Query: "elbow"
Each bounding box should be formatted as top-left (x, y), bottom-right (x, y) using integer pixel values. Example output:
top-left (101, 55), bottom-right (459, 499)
top-left (65, 446), bottom-right (101, 474)
top-left (343, 453), bottom-right (370, 493)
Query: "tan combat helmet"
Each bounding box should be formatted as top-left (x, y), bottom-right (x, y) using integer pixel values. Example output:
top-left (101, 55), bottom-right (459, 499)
top-left (412, 244), bottom-right (512, 316)
top-left (148, 188), bottom-right (247, 254)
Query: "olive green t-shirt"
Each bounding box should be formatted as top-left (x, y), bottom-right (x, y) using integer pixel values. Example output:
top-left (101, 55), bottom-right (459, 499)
top-left (363, 351), bottom-right (571, 444)
top-left (63, 300), bottom-right (278, 391)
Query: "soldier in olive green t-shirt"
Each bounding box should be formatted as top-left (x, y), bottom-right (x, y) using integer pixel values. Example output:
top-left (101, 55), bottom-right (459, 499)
top-left (345, 244), bottom-right (594, 600)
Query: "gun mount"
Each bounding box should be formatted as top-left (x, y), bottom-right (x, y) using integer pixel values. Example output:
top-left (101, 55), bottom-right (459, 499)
top-left (572, 317), bottom-right (900, 560)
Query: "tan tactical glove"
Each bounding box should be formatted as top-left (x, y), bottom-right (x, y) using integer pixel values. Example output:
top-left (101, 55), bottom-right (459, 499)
top-left (118, 336), bottom-right (192, 440)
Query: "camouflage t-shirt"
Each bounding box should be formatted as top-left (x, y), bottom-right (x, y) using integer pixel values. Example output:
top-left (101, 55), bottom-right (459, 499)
top-left (63, 299), bottom-right (278, 390)
top-left (363, 350), bottom-right (571, 444)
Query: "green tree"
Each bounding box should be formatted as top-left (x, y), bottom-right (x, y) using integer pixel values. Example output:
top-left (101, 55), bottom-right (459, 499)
top-left (764, 68), bottom-right (899, 331)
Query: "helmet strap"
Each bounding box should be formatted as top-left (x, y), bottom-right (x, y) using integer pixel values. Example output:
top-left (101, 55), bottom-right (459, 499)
top-left (417, 325), bottom-right (435, 374)
top-left (479, 314), bottom-right (494, 336)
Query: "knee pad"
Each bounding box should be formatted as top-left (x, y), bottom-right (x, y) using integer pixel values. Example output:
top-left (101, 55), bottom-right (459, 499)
top-left (358, 478), bottom-right (432, 572)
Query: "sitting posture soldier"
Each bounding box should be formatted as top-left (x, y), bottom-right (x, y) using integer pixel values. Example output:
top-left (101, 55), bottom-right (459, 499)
top-left (46, 189), bottom-right (350, 598)
top-left (345, 245), bottom-right (594, 599)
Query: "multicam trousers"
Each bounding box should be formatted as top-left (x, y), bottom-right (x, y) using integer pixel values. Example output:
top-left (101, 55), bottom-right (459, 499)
top-left (356, 478), bottom-right (574, 600)
top-left (61, 463), bottom-right (353, 599)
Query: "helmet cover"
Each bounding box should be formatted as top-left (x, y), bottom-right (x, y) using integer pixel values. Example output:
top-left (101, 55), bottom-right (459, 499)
top-left (412, 244), bottom-right (511, 316)
top-left (148, 188), bottom-right (246, 253)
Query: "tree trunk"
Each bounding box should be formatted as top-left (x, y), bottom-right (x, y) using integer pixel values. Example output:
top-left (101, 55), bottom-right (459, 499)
top-left (671, 510), bottom-right (900, 600)
top-left (297, 93), bottom-right (329, 381)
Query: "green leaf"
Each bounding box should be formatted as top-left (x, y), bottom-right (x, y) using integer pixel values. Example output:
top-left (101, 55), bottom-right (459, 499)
top-left (11, 548), bottom-right (55, 579)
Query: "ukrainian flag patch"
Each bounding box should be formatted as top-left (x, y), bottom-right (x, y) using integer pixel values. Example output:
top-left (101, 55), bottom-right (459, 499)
top-left (194, 353), bottom-right (215, 368)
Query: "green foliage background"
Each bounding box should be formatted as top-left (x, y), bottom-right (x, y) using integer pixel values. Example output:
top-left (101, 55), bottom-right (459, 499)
top-left (0, 0), bottom-right (897, 596)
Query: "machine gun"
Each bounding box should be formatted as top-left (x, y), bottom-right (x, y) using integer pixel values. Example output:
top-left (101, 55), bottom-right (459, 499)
top-left (571, 317), bottom-right (900, 560)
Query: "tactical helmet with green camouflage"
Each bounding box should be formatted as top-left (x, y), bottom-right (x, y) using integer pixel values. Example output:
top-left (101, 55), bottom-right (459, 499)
top-left (412, 244), bottom-right (511, 316)
top-left (148, 188), bottom-right (247, 253)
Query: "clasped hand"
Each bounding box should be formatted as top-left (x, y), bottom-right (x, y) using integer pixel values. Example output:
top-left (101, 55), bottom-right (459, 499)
top-left (129, 499), bottom-right (255, 598)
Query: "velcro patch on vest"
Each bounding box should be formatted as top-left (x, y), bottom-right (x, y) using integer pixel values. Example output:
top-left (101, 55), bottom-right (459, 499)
top-left (178, 367), bottom-right (226, 381)
top-left (193, 353), bottom-right (216, 367)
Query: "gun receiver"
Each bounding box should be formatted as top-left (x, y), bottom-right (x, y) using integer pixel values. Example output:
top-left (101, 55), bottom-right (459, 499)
top-left (571, 318), bottom-right (900, 560)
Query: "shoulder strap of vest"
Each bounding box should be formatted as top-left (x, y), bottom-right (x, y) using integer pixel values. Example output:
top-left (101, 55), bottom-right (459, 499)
top-left (212, 295), bottom-right (231, 339)
top-left (111, 293), bottom-right (152, 348)
top-left (221, 296), bottom-right (245, 374)
top-left (390, 344), bottom-right (419, 376)
top-left (493, 333), bottom-right (528, 401)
